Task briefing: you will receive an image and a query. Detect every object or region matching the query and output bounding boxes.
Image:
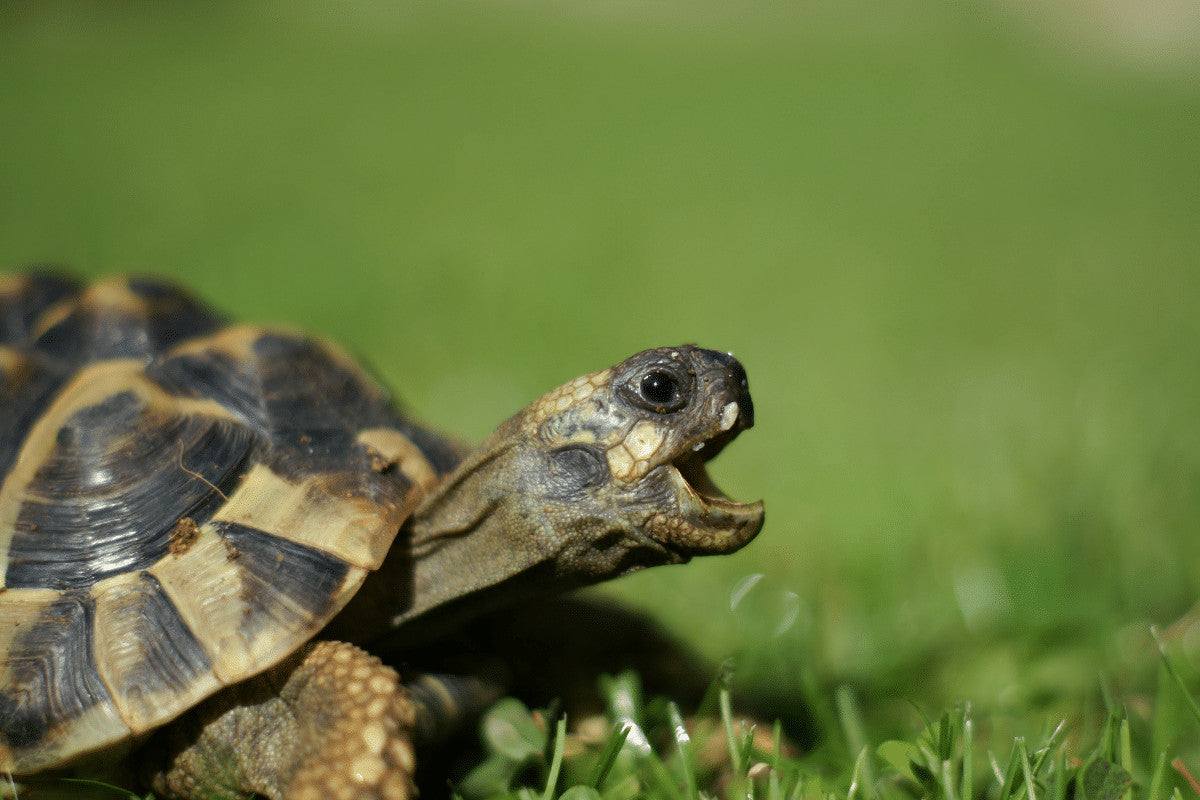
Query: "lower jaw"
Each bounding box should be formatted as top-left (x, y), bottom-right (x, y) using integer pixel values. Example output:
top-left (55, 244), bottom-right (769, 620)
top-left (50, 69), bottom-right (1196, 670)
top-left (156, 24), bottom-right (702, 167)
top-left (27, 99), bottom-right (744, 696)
top-left (682, 501), bottom-right (765, 555)
top-left (671, 487), bottom-right (765, 555)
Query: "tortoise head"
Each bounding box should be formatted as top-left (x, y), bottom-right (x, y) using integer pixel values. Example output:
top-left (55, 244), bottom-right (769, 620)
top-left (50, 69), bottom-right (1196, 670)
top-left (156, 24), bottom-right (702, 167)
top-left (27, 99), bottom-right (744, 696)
top-left (388, 346), bottom-right (764, 634)
top-left (517, 345), bottom-right (763, 562)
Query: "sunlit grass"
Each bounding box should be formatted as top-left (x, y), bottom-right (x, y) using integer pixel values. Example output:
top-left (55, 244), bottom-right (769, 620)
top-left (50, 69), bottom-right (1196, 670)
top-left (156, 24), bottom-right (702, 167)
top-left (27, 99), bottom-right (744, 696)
top-left (443, 644), bottom-right (1200, 800)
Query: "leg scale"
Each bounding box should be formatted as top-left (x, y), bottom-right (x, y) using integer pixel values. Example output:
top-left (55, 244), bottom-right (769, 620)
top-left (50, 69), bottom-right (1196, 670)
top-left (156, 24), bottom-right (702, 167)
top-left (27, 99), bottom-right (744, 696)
top-left (151, 640), bottom-right (416, 800)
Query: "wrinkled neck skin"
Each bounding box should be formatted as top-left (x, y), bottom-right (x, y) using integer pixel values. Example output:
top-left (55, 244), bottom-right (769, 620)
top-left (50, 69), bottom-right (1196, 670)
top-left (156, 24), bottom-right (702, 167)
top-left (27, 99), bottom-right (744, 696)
top-left (366, 414), bottom-right (675, 645)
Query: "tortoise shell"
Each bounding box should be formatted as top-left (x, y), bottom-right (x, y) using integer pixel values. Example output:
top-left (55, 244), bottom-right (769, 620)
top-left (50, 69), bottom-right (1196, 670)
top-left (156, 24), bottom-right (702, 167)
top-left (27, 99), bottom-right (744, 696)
top-left (0, 273), bottom-right (457, 772)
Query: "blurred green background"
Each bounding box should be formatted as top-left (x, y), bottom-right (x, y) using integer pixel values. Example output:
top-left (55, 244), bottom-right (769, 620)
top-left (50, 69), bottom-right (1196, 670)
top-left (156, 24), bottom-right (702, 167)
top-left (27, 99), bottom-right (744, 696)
top-left (3, 0), bottom-right (1199, 734)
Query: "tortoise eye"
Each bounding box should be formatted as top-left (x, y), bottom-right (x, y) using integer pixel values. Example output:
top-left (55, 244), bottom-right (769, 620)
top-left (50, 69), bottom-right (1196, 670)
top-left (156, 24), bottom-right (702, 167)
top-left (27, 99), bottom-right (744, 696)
top-left (618, 358), bottom-right (692, 414)
top-left (640, 371), bottom-right (678, 405)
top-left (634, 369), bottom-right (690, 413)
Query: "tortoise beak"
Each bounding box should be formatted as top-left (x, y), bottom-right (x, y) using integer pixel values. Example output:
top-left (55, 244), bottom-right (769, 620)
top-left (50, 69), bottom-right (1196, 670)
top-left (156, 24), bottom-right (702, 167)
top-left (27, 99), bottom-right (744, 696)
top-left (663, 421), bottom-right (764, 555)
top-left (653, 349), bottom-right (764, 556)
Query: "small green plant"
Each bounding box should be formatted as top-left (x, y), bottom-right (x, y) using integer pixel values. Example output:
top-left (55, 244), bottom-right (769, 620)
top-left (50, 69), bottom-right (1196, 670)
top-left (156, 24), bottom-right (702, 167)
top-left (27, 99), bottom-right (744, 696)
top-left (453, 648), bottom-right (1200, 800)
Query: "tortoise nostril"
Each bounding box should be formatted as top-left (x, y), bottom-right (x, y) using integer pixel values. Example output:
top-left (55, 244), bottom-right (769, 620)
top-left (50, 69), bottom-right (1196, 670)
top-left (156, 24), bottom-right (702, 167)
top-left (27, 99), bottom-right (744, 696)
top-left (737, 382), bottom-right (755, 429)
top-left (693, 349), bottom-right (754, 429)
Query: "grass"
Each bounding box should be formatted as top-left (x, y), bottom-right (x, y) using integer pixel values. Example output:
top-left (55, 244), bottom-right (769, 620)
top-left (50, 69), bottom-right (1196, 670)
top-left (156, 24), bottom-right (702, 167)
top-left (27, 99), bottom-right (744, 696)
top-left (395, 641), bottom-right (1200, 800)
top-left (35, 649), bottom-right (1200, 800)
top-left (2, 0), bottom-right (1200, 798)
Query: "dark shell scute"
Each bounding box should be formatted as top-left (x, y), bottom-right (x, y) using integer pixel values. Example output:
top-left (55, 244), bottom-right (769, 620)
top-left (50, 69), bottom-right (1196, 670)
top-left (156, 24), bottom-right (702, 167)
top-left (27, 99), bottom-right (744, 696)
top-left (261, 334), bottom-right (456, 486)
top-left (33, 306), bottom-right (151, 366)
top-left (252, 333), bottom-right (395, 421)
top-left (126, 277), bottom-right (182, 301)
top-left (5, 392), bottom-right (255, 591)
top-left (0, 272), bottom-right (81, 346)
top-left (95, 572), bottom-right (214, 717)
top-left (149, 332), bottom-right (408, 483)
top-left (215, 521), bottom-right (352, 632)
top-left (148, 347), bottom-right (271, 435)
top-left (0, 592), bottom-right (114, 752)
top-left (0, 348), bottom-right (71, 480)
top-left (131, 279), bottom-right (228, 354)
top-left (34, 292), bottom-right (224, 369)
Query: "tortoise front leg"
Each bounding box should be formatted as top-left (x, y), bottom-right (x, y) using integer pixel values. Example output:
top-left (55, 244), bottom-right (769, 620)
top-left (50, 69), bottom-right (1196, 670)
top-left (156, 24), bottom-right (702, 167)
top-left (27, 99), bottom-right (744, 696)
top-left (149, 641), bottom-right (416, 800)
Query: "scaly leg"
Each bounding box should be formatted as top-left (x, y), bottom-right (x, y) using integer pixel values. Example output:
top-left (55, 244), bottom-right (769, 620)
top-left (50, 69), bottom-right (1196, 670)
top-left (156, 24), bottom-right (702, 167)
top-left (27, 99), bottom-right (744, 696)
top-left (149, 641), bottom-right (416, 800)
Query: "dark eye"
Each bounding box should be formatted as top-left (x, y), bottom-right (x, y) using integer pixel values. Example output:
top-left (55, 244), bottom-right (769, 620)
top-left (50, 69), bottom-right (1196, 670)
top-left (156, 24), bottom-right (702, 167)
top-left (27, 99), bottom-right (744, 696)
top-left (640, 371), bottom-right (679, 406)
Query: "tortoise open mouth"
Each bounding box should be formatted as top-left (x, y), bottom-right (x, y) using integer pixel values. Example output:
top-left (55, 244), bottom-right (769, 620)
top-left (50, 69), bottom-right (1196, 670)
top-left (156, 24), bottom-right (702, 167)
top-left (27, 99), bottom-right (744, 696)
top-left (662, 404), bottom-right (764, 555)
top-left (673, 425), bottom-right (740, 503)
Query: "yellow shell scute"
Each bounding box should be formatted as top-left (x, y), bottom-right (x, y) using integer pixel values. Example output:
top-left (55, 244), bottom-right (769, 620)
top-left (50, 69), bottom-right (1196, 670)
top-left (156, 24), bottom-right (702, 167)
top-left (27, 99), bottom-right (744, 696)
top-left (212, 465), bottom-right (395, 570)
top-left (356, 428), bottom-right (439, 496)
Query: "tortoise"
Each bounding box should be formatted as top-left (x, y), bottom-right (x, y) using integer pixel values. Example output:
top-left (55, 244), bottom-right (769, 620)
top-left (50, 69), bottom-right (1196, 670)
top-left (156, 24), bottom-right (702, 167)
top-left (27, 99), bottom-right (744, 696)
top-left (0, 272), bottom-right (764, 799)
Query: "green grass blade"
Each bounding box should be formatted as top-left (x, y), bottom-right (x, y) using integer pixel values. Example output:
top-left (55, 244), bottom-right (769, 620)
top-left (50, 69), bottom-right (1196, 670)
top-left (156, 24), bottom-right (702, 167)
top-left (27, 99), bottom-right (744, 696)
top-left (589, 724), bottom-right (633, 790)
top-left (644, 753), bottom-right (686, 800)
top-left (837, 687), bottom-right (875, 791)
top-left (1017, 737), bottom-right (1037, 800)
top-left (1029, 721), bottom-right (1067, 778)
top-left (560, 788), bottom-right (603, 800)
top-left (58, 779), bottom-right (146, 799)
top-left (773, 718), bottom-right (785, 774)
top-left (667, 702), bottom-right (698, 800)
top-left (1119, 719), bottom-right (1133, 800)
top-left (1153, 627), bottom-right (1200, 729)
top-left (848, 746), bottom-right (872, 800)
top-left (721, 684), bottom-right (750, 779)
top-left (998, 740), bottom-right (1023, 800)
top-left (1148, 751), bottom-right (1168, 800)
top-left (542, 716), bottom-right (568, 800)
top-left (961, 704), bottom-right (974, 800)
top-left (769, 767), bottom-right (782, 800)
top-left (941, 758), bottom-right (960, 800)
top-left (1049, 744), bottom-right (1068, 800)
top-left (837, 687), bottom-right (868, 760)
top-left (990, 751), bottom-right (1008, 787)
